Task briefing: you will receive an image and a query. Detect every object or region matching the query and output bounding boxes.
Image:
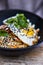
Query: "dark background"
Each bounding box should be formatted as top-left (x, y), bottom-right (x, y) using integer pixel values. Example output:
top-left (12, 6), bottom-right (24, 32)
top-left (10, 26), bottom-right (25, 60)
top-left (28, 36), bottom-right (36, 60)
top-left (0, 0), bottom-right (43, 18)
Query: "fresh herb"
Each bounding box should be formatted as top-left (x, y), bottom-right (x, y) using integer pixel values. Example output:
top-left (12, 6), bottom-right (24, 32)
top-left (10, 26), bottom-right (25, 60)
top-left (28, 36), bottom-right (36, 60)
top-left (6, 18), bottom-right (15, 24)
top-left (6, 14), bottom-right (28, 29)
top-left (0, 30), bottom-right (8, 36)
top-left (17, 14), bottom-right (28, 28)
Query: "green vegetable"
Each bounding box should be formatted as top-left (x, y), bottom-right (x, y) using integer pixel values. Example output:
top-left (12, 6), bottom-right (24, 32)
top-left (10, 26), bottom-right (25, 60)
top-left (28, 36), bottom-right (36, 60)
top-left (6, 14), bottom-right (28, 29)
top-left (17, 14), bottom-right (28, 28)
top-left (6, 18), bottom-right (15, 24)
top-left (0, 30), bottom-right (8, 36)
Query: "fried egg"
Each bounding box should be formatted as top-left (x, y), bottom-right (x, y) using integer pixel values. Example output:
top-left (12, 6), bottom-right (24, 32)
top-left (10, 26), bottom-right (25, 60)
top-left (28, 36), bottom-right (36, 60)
top-left (3, 16), bottom-right (40, 46)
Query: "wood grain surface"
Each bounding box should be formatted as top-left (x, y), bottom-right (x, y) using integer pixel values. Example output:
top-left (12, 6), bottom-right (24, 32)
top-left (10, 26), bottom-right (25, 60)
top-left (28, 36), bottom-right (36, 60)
top-left (0, 42), bottom-right (43, 65)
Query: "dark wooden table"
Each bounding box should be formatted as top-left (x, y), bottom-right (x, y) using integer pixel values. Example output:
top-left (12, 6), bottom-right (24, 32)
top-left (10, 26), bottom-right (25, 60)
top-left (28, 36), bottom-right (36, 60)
top-left (0, 42), bottom-right (43, 65)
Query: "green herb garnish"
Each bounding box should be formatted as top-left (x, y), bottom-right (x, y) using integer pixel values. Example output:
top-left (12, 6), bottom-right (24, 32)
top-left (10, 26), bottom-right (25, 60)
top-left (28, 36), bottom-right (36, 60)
top-left (0, 30), bottom-right (8, 36)
top-left (6, 18), bottom-right (15, 24)
top-left (6, 14), bottom-right (28, 29)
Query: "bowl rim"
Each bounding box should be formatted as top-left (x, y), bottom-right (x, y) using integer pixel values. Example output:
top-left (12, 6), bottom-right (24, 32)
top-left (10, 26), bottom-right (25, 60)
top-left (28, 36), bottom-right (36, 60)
top-left (0, 9), bottom-right (43, 19)
top-left (0, 9), bottom-right (42, 50)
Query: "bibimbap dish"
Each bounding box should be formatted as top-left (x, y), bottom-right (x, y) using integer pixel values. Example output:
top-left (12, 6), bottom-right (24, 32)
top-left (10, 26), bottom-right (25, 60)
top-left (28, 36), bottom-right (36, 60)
top-left (0, 14), bottom-right (40, 48)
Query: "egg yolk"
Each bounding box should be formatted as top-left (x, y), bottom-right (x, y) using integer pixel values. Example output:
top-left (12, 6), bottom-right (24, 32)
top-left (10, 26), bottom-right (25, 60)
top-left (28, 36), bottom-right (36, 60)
top-left (21, 29), bottom-right (27, 35)
top-left (21, 28), bottom-right (34, 37)
top-left (27, 28), bottom-right (34, 37)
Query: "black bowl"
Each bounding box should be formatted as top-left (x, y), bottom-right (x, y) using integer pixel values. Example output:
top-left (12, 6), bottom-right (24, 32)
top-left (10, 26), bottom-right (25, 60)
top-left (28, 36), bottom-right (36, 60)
top-left (0, 9), bottom-right (43, 56)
